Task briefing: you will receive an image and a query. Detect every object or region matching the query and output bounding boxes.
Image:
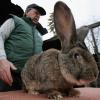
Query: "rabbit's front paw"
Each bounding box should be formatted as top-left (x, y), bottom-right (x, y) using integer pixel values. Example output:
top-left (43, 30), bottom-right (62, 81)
top-left (28, 90), bottom-right (39, 95)
top-left (48, 90), bottom-right (63, 100)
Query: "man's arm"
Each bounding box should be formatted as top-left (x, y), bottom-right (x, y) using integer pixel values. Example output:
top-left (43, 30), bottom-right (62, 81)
top-left (0, 18), bottom-right (17, 85)
top-left (0, 18), bottom-right (15, 59)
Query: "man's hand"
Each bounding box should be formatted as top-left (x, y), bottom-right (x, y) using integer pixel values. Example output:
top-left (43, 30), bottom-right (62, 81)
top-left (0, 59), bottom-right (17, 85)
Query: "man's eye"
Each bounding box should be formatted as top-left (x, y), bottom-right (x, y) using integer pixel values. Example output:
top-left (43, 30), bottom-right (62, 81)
top-left (35, 11), bottom-right (40, 15)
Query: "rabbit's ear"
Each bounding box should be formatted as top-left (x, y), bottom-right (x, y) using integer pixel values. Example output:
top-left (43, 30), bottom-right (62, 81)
top-left (54, 1), bottom-right (77, 53)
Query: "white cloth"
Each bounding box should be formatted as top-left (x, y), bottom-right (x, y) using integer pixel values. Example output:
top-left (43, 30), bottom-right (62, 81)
top-left (0, 18), bottom-right (15, 59)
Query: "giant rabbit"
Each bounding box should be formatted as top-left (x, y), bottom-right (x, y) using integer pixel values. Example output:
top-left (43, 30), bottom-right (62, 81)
top-left (21, 1), bottom-right (99, 99)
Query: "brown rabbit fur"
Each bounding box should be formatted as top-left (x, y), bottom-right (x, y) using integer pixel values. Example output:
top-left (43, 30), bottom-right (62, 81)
top-left (21, 1), bottom-right (99, 99)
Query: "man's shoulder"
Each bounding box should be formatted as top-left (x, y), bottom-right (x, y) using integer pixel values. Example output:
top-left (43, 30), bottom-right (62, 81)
top-left (9, 14), bottom-right (21, 19)
top-left (9, 14), bottom-right (24, 24)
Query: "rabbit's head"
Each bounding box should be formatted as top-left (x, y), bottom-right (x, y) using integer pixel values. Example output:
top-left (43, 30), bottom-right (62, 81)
top-left (54, 1), bottom-right (99, 86)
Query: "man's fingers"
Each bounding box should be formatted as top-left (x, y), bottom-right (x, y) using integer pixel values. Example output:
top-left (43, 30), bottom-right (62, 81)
top-left (0, 59), bottom-right (15, 85)
top-left (6, 68), bottom-right (13, 85)
top-left (0, 59), bottom-right (16, 85)
top-left (0, 70), bottom-right (12, 85)
top-left (10, 62), bottom-right (17, 70)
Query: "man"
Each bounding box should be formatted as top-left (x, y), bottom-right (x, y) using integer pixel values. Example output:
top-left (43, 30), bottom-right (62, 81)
top-left (0, 3), bottom-right (46, 91)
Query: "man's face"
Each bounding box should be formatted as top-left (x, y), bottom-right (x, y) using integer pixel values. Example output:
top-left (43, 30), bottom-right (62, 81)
top-left (26, 8), bottom-right (41, 24)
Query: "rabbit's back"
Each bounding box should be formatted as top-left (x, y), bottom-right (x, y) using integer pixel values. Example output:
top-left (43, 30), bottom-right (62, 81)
top-left (21, 49), bottom-right (70, 92)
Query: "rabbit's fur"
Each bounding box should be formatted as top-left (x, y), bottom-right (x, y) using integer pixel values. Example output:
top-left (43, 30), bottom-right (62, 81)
top-left (21, 1), bottom-right (99, 99)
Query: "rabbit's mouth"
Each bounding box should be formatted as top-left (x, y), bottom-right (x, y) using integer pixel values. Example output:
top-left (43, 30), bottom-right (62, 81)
top-left (78, 78), bottom-right (96, 85)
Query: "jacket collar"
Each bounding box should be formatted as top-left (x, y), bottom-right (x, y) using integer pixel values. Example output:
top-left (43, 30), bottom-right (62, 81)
top-left (22, 16), bottom-right (36, 26)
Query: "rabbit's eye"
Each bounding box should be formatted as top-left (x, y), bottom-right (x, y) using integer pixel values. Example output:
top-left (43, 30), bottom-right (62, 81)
top-left (74, 53), bottom-right (80, 59)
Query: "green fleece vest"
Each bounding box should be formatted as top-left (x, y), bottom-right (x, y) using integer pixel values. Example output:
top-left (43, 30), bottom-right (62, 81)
top-left (4, 15), bottom-right (43, 73)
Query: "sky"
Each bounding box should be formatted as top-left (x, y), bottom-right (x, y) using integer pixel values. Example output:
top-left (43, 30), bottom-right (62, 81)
top-left (11, 0), bottom-right (100, 40)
